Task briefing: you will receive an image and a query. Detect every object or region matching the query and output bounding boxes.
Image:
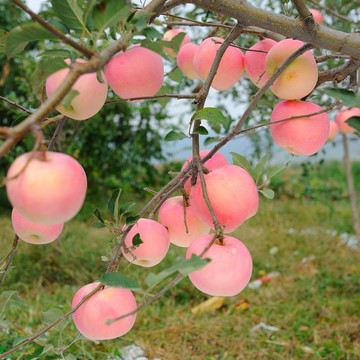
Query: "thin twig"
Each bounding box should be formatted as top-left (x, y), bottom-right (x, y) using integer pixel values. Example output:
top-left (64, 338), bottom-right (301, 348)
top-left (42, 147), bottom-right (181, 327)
top-left (105, 93), bottom-right (197, 105)
top-left (47, 117), bottom-right (67, 151)
top-left (0, 235), bottom-right (19, 287)
top-left (0, 96), bottom-right (32, 114)
top-left (308, 0), bottom-right (352, 22)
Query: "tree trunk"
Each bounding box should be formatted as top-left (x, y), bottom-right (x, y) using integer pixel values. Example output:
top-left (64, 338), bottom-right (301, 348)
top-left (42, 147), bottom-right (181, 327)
top-left (342, 133), bottom-right (360, 242)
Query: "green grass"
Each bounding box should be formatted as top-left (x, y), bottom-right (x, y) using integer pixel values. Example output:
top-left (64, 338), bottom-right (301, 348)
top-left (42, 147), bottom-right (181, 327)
top-left (0, 197), bottom-right (359, 360)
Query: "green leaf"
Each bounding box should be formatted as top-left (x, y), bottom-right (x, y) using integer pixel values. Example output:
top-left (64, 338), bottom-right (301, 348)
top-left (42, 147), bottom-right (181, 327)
top-left (41, 308), bottom-right (69, 333)
top-left (143, 27), bottom-right (162, 39)
top-left (167, 67), bottom-right (183, 83)
top-left (230, 152), bottom-right (252, 175)
top-left (38, 49), bottom-right (72, 58)
top-left (254, 154), bottom-right (271, 185)
top-left (145, 254), bottom-right (211, 288)
top-left (259, 188), bottom-right (275, 199)
top-left (107, 188), bottom-right (122, 222)
top-left (47, 18), bottom-right (71, 34)
top-left (131, 10), bottom-right (154, 31)
top-left (61, 89), bottom-right (79, 110)
top-left (192, 126), bottom-right (209, 135)
top-left (126, 215), bottom-right (140, 226)
top-left (51, 0), bottom-right (86, 34)
top-left (0, 291), bottom-right (17, 315)
top-left (0, 29), bottom-right (8, 53)
top-left (164, 130), bottom-right (187, 141)
top-left (346, 116), bottom-right (360, 133)
top-left (97, 273), bottom-right (141, 291)
top-left (64, 354), bottom-right (77, 360)
top-left (92, 221), bottom-right (106, 228)
top-left (132, 233), bottom-right (143, 247)
top-left (162, 32), bottom-right (186, 53)
top-left (31, 58), bottom-right (68, 98)
top-left (266, 165), bottom-right (287, 181)
top-left (93, 208), bottom-right (105, 224)
top-left (92, 0), bottom-right (131, 39)
top-left (6, 23), bottom-right (58, 58)
top-left (323, 88), bottom-right (360, 108)
top-left (155, 85), bottom-right (172, 107)
top-left (191, 107), bottom-right (227, 125)
top-left (204, 136), bottom-right (220, 146)
top-left (11, 115), bottom-right (27, 128)
top-left (119, 201), bottom-right (135, 214)
top-left (140, 38), bottom-right (168, 58)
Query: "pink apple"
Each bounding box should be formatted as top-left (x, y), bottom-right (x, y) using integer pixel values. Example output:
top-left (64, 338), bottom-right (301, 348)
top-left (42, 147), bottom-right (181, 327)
top-left (163, 29), bottom-right (190, 57)
top-left (122, 218), bottom-right (170, 267)
top-left (270, 100), bottom-right (330, 155)
top-left (335, 107), bottom-right (360, 134)
top-left (189, 165), bottom-right (259, 233)
top-left (158, 196), bottom-right (211, 247)
top-left (177, 43), bottom-right (200, 80)
top-left (193, 37), bottom-right (245, 91)
top-left (105, 45), bottom-right (164, 101)
top-left (309, 9), bottom-right (323, 25)
top-left (11, 208), bottom-right (63, 245)
top-left (6, 151), bottom-right (87, 225)
top-left (45, 59), bottom-right (108, 121)
top-left (265, 38), bottom-right (318, 100)
top-left (181, 150), bottom-right (229, 194)
top-left (244, 38), bottom-right (277, 88)
top-left (327, 121), bottom-right (339, 141)
top-left (186, 234), bottom-right (252, 296)
top-left (72, 282), bottom-right (137, 340)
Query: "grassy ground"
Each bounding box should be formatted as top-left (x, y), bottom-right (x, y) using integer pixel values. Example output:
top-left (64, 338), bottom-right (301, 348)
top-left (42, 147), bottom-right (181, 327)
top-left (0, 196), bottom-right (359, 360)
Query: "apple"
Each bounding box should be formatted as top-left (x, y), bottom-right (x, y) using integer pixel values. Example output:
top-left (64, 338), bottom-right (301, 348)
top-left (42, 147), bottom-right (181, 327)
top-left (72, 282), bottom-right (137, 340)
top-left (309, 8), bottom-right (323, 24)
top-left (189, 165), bottom-right (259, 233)
top-left (6, 151), bottom-right (87, 225)
top-left (122, 218), bottom-right (170, 267)
top-left (163, 29), bottom-right (190, 57)
top-left (265, 38), bottom-right (318, 100)
top-left (327, 120), bottom-right (339, 141)
top-left (335, 107), bottom-right (360, 134)
top-left (105, 45), bottom-right (164, 101)
top-left (181, 149), bottom-right (228, 194)
top-left (158, 196), bottom-right (211, 247)
top-left (270, 100), bottom-right (330, 155)
top-left (11, 208), bottom-right (63, 245)
top-left (244, 38), bottom-right (277, 88)
top-left (45, 59), bottom-right (108, 121)
top-left (193, 37), bottom-right (245, 91)
top-left (186, 234), bottom-right (252, 296)
top-left (176, 43), bottom-right (200, 80)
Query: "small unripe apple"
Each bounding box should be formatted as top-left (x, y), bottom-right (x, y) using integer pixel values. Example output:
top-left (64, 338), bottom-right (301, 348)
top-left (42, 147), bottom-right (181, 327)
top-left (309, 9), bottom-right (323, 24)
top-left (327, 121), bottom-right (339, 141)
top-left (158, 196), bottom-right (211, 247)
top-left (105, 45), bottom-right (164, 101)
top-left (186, 234), bottom-right (253, 296)
top-left (265, 38), bottom-right (318, 100)
top-left (45, 59), bottom-right (108, 120)
top-left (193, 37), bottom-right (245, 91)
top-left (177, 43), bottom-right (200, 80)
top-left (6, 151), bottom-right (87, 225)
top-left (335, 107), bottom-right (360, 134)
top-left (270, 100), bottom-right (330, 155)
top-left (11, 208), bottom-right (63, 245)
top-left (163, 29), bottom-right (190, 57)
top-left (181, 150), bottom-right (228, 194)
top-left (244, 38), bottom-right (277, 88)
top-left (122, 218), bottom-right (170, 267)
top-left (72, 282), bottom-right (137, 340)
top-left (189, 165), bottom-right (259, 233)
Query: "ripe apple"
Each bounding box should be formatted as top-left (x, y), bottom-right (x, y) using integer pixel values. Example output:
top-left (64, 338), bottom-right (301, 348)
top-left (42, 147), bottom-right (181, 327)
top-left (6, 151), bottom-right (87, 225)
top-left (45, 59), bottom-right (108, 121)
top-left (122, 218), bottom-right (170, 267)
top-left (163, 29), bottom-right (190, 57)
top-left (105, 45), bottom-right (164, 101)
top-left (265, 38), bottom-right (318, 100)
top-left (181, 149), bottom-right (228, 194)
top-left (189, 165), bottom-right (259, 233)
top-left (72, 282), bottom-right (137, 340)
top-left (327, 120), bottom-right (339, 141)
top-left (11, 208), bottom-right (63, 245)
top-left (186, 234), bottom-right (253, 296)
top-left (244, 38), bottom-right (277, 88)
top-left (158, 196), bottom-right (211, 247)
top-left (309, 8), bottom-right (323, 24)
top-left (177, 43), bottom-right (200, 80)
top-left (270, 100), bottom-right (330, 155)
top-left (193, 37), bottom-right (245, 91)
top-left (335, 107), bottom-right (360, 134)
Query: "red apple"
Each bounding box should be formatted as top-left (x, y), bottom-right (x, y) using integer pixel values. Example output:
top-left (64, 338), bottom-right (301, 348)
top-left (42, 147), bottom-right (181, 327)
top-left (335, 107), bottom-right (360, 134)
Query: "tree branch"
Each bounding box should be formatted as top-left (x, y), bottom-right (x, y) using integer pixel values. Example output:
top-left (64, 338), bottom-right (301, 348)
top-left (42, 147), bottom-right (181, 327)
top-left (308, 0), bottom-right (352, 23)
top-left (292, 0), bottom-right (315, 30)
top-left (317, 58), bottom-right (360, 85)
top-left (0, 235), bottom-right (19, 287)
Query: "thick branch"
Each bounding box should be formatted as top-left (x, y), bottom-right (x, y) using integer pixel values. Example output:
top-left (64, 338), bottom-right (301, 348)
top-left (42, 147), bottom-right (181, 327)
top-left (292, 0), bottom-right (315, 30)
top-left (317, 58), bottom-right (360, 85)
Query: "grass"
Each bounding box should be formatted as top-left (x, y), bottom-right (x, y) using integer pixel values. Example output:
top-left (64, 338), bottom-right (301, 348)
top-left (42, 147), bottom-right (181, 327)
top-left (0, 196), bottom-right (359, 360)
